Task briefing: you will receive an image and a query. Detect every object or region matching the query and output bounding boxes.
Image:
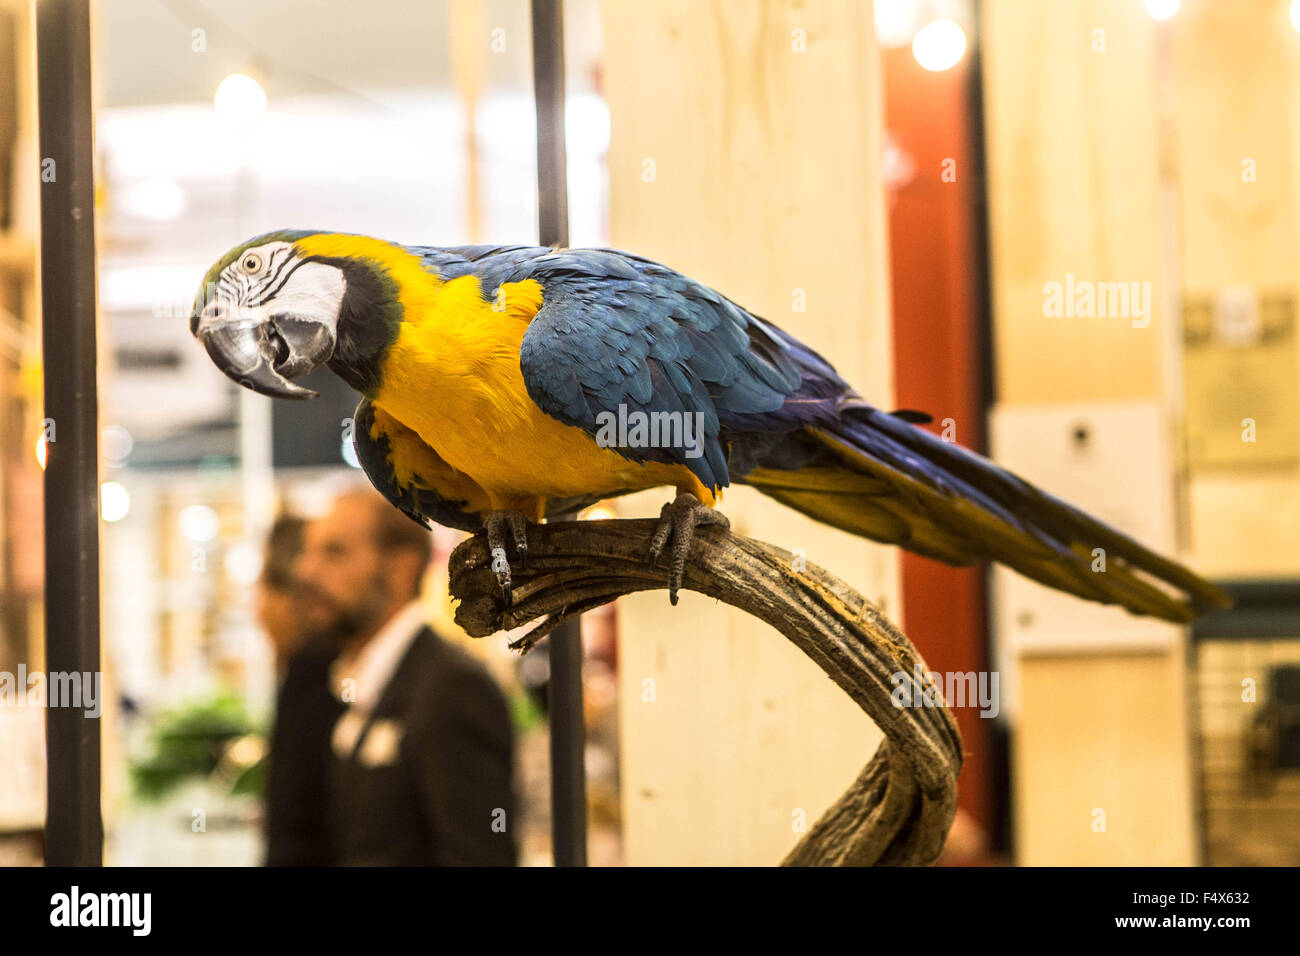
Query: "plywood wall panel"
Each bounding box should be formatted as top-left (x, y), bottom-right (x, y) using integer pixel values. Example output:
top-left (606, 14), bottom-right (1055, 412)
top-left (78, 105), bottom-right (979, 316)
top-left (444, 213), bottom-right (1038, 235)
top-left (982, 0), bottom-right (1196, 865)
top-left (602, 0), bottom-right (897, 865)
top-left (982, 0), bottom-right (1166, 404)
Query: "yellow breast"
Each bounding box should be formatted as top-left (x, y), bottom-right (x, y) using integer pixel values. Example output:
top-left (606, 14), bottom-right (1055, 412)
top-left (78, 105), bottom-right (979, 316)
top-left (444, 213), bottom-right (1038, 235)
top-left (368, 261), bottom-right (712, 513)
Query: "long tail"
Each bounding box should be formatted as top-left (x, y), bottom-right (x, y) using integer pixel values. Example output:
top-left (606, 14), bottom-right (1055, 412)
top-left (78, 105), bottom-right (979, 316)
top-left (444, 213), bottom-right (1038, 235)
top-left (739, 404), bottom-right (1231, 623)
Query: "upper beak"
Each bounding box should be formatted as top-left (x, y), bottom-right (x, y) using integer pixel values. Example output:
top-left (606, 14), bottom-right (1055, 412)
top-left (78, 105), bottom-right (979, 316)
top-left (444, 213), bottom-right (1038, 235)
top-left (194, 313), bottom-right (333, 400)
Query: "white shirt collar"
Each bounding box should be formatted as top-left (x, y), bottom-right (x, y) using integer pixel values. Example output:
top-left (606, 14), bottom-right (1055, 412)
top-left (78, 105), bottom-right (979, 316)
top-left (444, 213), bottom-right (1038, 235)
top-left (331, 600), bottom-right (429, 712)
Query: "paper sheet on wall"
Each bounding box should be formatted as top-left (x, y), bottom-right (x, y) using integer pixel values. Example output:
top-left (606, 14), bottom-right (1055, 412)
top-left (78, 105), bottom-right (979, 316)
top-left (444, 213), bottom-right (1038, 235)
top-left (1184, 289), bottom-right (1299, 468)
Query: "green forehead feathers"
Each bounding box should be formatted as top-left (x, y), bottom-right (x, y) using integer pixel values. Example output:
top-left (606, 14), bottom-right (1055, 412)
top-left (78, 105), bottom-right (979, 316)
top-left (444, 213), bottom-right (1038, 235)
top-left (198, 229), bottom-right (324, 290)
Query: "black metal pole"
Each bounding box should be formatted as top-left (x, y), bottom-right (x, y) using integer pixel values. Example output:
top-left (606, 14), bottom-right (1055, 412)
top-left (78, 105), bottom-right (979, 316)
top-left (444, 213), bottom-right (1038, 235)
top-left (532, 0), bottom-right (570, 249)
top-left (530, 0), bottom-right (586, 867)
top-left (37, 0), bottom-right (103, 866)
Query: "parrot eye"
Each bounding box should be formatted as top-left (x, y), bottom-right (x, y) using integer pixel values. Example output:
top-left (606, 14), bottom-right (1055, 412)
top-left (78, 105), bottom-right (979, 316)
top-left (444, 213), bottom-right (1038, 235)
top-left (241, 253), bottom-right (263, 274)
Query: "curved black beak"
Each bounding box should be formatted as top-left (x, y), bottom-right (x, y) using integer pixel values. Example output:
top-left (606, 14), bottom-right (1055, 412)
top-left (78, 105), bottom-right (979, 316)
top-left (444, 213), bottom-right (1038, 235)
top-left (196, 316), bottom-right (332, 400)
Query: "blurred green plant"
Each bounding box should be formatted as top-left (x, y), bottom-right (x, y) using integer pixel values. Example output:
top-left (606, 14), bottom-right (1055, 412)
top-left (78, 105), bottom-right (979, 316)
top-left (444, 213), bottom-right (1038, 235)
top-left (509, 688), bottom-right (546, 736)
top-left (129, 693), bottom-right (266, 802)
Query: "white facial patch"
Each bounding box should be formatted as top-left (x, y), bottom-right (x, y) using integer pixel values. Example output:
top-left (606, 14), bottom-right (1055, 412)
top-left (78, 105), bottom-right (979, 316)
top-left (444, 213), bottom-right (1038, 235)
top-left (268, 261), bottom-right (348, 332)
top-left (196, 242), bottom-right (346, 333)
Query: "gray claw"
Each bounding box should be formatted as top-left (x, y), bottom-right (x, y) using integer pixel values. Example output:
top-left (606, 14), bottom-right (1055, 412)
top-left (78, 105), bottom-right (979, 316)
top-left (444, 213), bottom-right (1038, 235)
top-left (646, 493), bottom-right (729, 605)
top-left (484, 510), bottom-right (530, 607)
top-left (490, 545), bottom-right (513, 606)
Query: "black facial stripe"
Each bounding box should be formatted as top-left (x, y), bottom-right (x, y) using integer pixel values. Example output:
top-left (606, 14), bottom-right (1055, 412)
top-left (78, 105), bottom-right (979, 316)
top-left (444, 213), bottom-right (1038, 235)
top-left (259, 246), bottom-right (289, 285)
top-left (249, 255), bottom-right (312, 308)
top-left (269, 245), bottom-right (290, 272)
top-left (256, 246), bottom-right (293, 296)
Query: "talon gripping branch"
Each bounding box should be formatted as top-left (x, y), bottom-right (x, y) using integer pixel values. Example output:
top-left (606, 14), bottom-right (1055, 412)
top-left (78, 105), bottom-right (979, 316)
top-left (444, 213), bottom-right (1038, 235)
top-left (192, 230), bottom-right (1229, 616)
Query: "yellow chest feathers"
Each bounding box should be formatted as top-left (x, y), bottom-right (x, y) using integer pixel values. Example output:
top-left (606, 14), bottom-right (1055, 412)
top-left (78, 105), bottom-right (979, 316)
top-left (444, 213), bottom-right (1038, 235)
top-left (373, 271), bottom-right (542, 446)
top-left (369, 271), bottom-right (630, 499)
top-left (355, 247), bottom-right (710, 506)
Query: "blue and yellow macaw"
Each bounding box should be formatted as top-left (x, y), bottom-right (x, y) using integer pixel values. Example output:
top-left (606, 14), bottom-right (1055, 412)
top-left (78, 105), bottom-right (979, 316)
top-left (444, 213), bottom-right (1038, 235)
top-left (192, 230), bottom-right (1229, 617)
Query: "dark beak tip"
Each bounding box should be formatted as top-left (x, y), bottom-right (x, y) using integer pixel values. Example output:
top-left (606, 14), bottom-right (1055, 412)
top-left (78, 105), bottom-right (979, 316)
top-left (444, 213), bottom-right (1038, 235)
top-left (235, 374), bottom-right (320, 401)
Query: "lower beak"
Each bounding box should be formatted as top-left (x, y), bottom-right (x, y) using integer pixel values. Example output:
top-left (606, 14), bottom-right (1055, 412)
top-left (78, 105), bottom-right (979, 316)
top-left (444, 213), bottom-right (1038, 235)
top-left (197, 317), bottom-right (331, 400)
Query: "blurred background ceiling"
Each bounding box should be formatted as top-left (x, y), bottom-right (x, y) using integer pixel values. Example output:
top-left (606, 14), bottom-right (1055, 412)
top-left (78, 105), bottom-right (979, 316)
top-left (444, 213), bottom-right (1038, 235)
top-left (100, 0), bottom-right (459, 107)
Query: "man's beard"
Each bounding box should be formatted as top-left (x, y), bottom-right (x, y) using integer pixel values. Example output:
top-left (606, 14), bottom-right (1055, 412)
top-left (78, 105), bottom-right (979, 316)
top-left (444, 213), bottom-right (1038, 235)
top-left (299, 570), bottom-right (389, 648)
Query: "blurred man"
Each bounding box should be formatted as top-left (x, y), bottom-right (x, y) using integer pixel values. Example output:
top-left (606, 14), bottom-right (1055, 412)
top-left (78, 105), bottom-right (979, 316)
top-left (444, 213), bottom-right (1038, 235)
top-left (293, 489), bottom-right (517, 866)
top-left (260, 513), bottom-right (344, 867)
top-left (256, 515), bottom-right (309, 671)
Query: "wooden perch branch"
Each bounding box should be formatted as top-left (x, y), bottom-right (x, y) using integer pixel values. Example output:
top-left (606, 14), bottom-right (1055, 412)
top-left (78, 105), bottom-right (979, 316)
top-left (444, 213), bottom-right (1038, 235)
top-left (448, 518), bottom-right (964, 866)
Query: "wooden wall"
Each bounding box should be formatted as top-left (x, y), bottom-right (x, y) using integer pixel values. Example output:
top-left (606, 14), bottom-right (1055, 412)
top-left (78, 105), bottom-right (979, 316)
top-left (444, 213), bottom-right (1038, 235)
top-left (983, 0), bottom-right (1167, 405)
top-left (601, 0), bottom-right (898, 865)
top-left (981, 0), bottom-right (1300, 866)
top-left (1174, 0), bottom-right (1300, 579)
top-left (981, 0), bottom-right (1196, 865)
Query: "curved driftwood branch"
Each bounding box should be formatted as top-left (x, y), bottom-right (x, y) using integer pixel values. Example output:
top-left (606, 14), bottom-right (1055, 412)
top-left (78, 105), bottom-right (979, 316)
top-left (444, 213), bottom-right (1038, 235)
top-left (448, 518), bottom-right (963, 866)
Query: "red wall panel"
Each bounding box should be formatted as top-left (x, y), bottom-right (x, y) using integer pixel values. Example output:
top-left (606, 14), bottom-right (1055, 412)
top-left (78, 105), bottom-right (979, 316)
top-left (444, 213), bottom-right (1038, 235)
top-left (883, 47), bottom-right (992, 841)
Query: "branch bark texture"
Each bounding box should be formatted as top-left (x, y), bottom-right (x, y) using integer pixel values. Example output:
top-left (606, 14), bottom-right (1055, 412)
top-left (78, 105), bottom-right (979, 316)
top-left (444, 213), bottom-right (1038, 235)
top-left (449, 518), bottom-right (964, 866)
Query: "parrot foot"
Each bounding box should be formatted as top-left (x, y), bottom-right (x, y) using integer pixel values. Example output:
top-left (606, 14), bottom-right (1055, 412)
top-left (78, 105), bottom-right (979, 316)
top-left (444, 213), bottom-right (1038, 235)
top-left (483, 509), bottom-right (530, 606)
top-left (646, 492), bottom-right (729, 606)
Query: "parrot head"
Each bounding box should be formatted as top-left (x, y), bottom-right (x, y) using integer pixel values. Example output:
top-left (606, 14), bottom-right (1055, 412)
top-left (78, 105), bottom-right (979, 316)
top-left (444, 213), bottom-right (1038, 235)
top-left (190, 230), bottom-right (348, 400)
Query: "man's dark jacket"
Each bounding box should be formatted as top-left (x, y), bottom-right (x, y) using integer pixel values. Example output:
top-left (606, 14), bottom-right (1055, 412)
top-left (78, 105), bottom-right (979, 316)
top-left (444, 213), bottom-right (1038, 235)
top-left (326, 626), bottom-right (517, 866)
top-left (265, 639), bottom-right (344, 866)
top-left (266, 627), bottom-right (517, 866)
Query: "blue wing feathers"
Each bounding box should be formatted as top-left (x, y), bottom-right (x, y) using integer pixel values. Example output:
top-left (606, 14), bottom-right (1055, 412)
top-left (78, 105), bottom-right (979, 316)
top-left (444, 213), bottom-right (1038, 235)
top-left (390, 242), bottom-right (1226, 620)
top-left (409, 245), bottom-right (1078, 550)
top-left (405, 245), bottom-right (875, 490)
top-left (502, 248), bottom-right (849, 490)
